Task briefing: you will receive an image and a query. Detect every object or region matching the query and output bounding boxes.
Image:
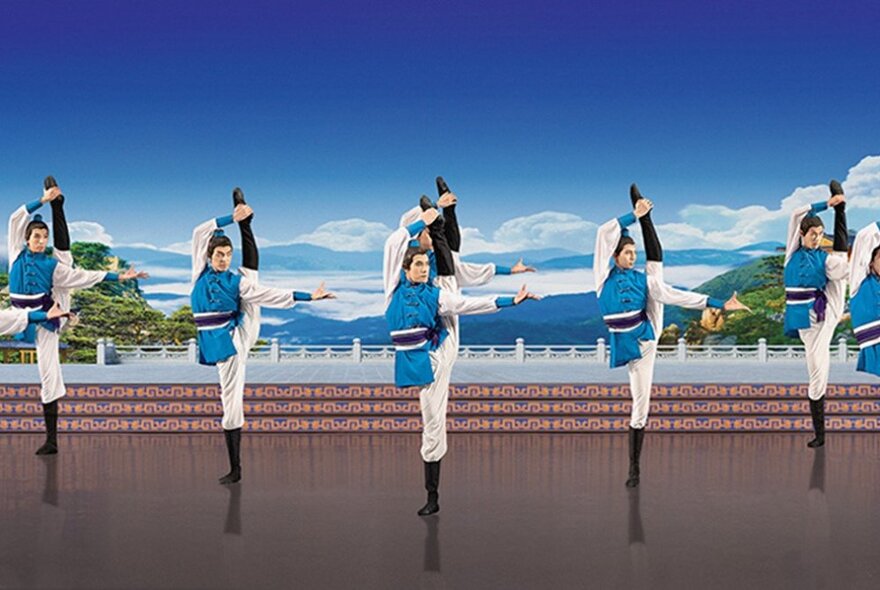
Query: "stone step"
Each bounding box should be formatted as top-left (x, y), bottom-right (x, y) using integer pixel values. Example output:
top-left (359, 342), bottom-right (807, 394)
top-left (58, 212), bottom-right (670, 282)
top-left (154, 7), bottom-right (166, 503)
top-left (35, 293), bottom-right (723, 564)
top-left (2, 415), bottom-right (878, 433)
top-left (1, 383), bottom-right (879, 400)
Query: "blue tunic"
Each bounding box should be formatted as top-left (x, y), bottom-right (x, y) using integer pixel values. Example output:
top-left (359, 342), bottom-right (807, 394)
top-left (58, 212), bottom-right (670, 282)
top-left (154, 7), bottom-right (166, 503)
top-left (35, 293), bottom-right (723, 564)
top-left (783, 248), bottom-right (829, 338)
top-left (8, 250), bottom-right (60, 343)
top-left (598, 266), bottom-right (654, 368)
top-left (385, 279), bottom-right (449, 387)
top-left (191, 268), bottom-right (243, 366)
top-left (850, 274), bottom-right (880, 377)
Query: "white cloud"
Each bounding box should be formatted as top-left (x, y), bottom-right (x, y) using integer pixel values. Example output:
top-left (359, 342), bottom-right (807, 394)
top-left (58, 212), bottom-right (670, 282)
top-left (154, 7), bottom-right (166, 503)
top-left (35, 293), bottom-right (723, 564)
top-left (288, 218), bottom-right (392, 252)
top-left (68, 221), bottom-right (114, 245)
top-left (459, 211), bottom-right (598, 255)
top-left (656, 155), bottom-right (880, 250)
top-left (162, 241), bottom-right (193, 255)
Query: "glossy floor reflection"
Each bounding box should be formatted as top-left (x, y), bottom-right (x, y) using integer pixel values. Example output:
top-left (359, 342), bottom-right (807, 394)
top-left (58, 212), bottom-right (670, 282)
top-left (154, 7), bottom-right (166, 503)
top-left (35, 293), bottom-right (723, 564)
top-left (1, 433), bottom-right (879, 589)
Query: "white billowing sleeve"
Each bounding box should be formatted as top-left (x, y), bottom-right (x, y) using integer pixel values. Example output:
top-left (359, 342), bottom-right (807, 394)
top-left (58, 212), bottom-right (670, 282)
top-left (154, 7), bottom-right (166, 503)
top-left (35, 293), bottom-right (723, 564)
top-left (7, 205), bottom-right (29, 271)
top-left (849, 223), bottom-right (880, 297)
top-left (438, 290), bottom-right (500, 317)
top-left (0, 309), bottom-right (29, 336)
top-left (593, 218), bottom-right (622, 297)
top-left (52, 264), bottom-right (109, 290)
top-left (383, 226), bottom-right (413, 310)
top-left (825, 252), bottom-right (848, 282)
top-left (191, 218), bottom-right (218, 284)
top-left (785, 204), bottom-right (813, 266)
top-left (453, 252), bottom-right (496, 288)
top-left (239, 276), bottom-right (296, 309)
top-left (647, 273), bottom-right (711, 310)
top-left (53, 249), bottom-right (74, 266)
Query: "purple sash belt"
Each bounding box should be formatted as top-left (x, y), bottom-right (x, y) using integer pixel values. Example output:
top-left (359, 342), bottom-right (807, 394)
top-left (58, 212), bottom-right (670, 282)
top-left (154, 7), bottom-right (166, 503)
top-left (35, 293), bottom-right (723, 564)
top-left (10, 292), bottom-right (60, 330)
top-left (390, 326), bottom-right (441, 350)
top-left (193, 310), bottom-right (238, 330)
top-left (603, 310), bottom-right (648, 332)
top-left (785, 288), bottom-right (827, 322)
top-left (854, 321), bottom-right (880, 348)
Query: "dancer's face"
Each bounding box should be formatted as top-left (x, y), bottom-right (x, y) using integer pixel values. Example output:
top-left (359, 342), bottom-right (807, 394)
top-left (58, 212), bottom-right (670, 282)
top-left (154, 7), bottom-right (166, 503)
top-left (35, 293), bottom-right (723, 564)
top-left (210, 245), bottom-right (233, 272)
top-left (615, 244), bottom-right (637, 270)
top-left (418, 230), bottom-right (433, 251)
top-left (27, 228), bottom-right (49, 254)
top-left (405, 254), bottom-right (431, 283)
top-left (801, 225), bottom-right (824, 250)
top-left (871, 249), bottom-right (880, 277)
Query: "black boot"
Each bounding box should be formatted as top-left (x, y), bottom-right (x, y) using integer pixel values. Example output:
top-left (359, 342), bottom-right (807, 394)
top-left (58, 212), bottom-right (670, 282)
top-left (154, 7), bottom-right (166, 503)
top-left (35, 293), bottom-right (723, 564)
top-left (219, 428), bottom-right (242, 484)
top-left (418, 460), bottom-right (441, 516)
top-left (435, 177), bottom-right (461, 252)
top-left (35, 401), bottom-right (59, 455)
top-left (807, 398), bottom-right (826, 448)
top-left (419, 194), bottom-right (436, 211)
top-left (625, 427), bottom-right (645, 488)
top-left (233, 186), bottom-right (247, 207)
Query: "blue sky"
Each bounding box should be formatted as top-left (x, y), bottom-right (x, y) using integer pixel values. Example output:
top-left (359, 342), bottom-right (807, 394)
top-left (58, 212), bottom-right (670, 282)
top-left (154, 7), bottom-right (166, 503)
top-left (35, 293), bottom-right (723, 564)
top-left (1, 0), bottom-right (878, 253)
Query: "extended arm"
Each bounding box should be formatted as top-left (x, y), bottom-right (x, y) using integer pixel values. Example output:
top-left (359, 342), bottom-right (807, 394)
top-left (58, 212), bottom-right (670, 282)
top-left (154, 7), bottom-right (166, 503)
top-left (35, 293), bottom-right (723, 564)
top-left (239, 276), bottom-right (330, 309)
top-left (438, 291), bottom-right (504, 317)
top-left (647, 274), bottom-right (724, 310)
top-left (52, 264), bottom-right (119, 290)
top-left (438, 284), bottom-right (537, 316)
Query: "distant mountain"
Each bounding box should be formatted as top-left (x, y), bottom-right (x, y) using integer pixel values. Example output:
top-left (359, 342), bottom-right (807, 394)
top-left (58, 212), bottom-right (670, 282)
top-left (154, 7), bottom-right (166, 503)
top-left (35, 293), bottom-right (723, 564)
top-left (662, 254), bottom-right (780, 330)
top-left (116, 241), bottom-right (785, 275)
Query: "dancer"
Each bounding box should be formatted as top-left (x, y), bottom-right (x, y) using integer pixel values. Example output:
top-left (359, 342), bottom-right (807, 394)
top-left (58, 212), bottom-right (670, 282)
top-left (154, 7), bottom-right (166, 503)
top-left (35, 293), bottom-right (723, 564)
top-left (190, 188), bottom-right (334, 484)
top-left (416, 176), bottom-right (536, 367)
top-left (594, 185), bottom-right (748, 487)
top-left (783, 180), bottom-right (847, 448)
top-left (385, 225), bottom-right (538, 515)
top-left (7, 176), bottom-right (147, 455)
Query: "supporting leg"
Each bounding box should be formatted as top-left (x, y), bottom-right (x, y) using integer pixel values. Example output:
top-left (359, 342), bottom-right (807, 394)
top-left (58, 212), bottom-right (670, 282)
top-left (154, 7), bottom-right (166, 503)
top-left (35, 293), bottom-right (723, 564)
top-left (807, 398), bottom-right (826, 448)
top-left (418, 460), bottom-right (441, 516)
top-left (35, 401), bottom-right (58, 455)
top-left (625, 427), bottom-right (645, 488)
top-left (219, 428), bottom-right (242, 484)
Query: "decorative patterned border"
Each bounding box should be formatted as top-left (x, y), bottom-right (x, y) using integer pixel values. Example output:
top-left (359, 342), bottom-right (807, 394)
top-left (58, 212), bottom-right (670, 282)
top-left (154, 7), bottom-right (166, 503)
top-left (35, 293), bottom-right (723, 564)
top-left (2, 399), bottom-right (878, 416)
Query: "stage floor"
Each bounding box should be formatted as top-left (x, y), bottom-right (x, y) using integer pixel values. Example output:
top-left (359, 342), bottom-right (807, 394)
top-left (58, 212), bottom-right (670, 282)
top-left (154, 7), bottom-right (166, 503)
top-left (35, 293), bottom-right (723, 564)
top-left (2, 433), bottom-right (878, 589)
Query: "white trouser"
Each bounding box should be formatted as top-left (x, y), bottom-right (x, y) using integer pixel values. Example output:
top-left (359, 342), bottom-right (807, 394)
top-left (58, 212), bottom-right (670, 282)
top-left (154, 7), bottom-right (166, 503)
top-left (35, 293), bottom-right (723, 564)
top-left (627, 262), bottom-right (665, 430)
top-left (799, 319), bottom-right (836, 401)
top-left (418, 274), bottom-right (461, 462)
top-left (420, 334), bottom-right (457, 462)
top-left (216, 270), bottom-right (262, 430)
top-left (627, 340), bottom-right (657, 429)
top-left (36, 326), bottom-right (66, 404)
